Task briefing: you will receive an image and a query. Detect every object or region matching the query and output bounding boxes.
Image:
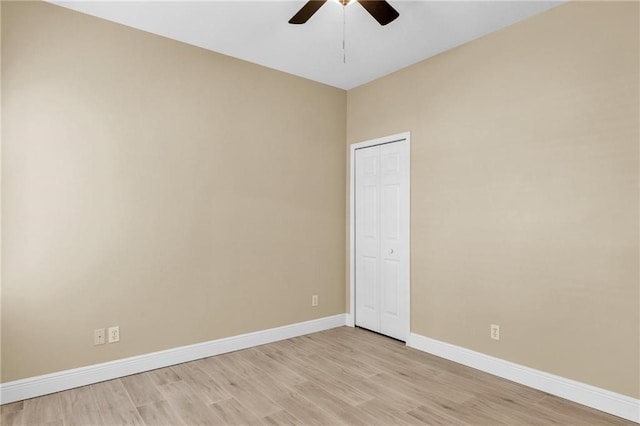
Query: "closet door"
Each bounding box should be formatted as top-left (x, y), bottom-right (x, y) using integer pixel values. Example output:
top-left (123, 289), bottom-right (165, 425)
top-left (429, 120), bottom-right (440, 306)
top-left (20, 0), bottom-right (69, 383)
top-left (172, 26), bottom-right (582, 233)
top-left (355, 140), bottom-right (409, 341)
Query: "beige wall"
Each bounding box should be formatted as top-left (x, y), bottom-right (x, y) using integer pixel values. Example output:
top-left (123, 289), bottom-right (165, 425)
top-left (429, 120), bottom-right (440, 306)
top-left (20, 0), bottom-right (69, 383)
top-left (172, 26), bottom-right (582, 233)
top-left (348, 1), bottom-right (639, 398)
top-left (1, 1), bottom-right (346, 382)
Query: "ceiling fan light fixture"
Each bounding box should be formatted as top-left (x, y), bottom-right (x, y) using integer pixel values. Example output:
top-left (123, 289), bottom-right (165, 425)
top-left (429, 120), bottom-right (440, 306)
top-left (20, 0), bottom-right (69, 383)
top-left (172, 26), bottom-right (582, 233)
top-left (289, 0), bottom-right (398, 25)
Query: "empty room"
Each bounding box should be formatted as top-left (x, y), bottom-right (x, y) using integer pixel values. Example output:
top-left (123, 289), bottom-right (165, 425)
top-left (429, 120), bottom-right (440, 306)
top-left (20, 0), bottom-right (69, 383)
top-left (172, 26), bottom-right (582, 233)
top-left (1, 0), bottom-right (638, 424)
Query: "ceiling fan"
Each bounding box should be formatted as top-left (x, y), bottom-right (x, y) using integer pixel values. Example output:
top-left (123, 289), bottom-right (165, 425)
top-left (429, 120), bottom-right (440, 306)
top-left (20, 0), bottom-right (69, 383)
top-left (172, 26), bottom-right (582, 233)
top-left (289, 0), bottom-right (399, 26)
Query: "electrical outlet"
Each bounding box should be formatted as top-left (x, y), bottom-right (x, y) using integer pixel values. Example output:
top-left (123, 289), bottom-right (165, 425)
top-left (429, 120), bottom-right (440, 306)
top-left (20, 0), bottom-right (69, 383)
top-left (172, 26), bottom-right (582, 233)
top-left (94, 328), bottom-right (105, 345)
top-left (108, 326), bottom-right (120, 343)
top-left (312, 295), bottom-right (319, 307)
top-left (490, 324), bottom-right (500, 341)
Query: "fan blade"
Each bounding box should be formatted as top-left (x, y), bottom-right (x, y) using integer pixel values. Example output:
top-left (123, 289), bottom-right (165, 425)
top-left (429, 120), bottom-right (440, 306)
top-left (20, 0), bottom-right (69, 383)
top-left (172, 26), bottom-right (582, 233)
top-left (289, 0), bottom-right (327, 24)
top-left (358, 0), bottom-right (399, 26)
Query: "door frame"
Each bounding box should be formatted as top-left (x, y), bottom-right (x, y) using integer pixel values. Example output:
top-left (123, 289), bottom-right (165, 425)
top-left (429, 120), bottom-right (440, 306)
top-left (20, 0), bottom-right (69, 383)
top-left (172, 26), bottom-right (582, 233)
top-left (348, 131), bottom-right (411, 341)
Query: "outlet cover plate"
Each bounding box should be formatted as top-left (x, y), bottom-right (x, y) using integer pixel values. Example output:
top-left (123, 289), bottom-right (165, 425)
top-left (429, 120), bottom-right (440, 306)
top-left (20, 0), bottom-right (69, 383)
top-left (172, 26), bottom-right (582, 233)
top-left (490, 324), bottom-right (500, 340)
top-left (94, 328), bottom-right (105, 345)
top-left (108, 326), bottom-right (120, 343)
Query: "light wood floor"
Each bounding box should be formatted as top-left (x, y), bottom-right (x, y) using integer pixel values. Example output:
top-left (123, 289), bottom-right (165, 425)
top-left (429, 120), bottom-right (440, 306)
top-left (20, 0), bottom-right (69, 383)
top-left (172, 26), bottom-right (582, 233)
top-left (1, 327), bottom-right (633, 425)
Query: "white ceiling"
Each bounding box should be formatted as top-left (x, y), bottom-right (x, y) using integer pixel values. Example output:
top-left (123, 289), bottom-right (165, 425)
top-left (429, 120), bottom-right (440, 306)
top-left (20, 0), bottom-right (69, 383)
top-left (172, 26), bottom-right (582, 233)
top-left (50, 0), bottom-right (563, 90)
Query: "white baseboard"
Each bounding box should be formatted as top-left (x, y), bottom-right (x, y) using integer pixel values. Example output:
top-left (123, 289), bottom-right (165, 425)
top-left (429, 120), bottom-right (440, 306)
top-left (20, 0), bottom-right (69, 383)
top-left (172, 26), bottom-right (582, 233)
top-left (407, 332), bottom-right (640, 423)
top-left (346, 313), bottom-right (355, 327)
top-left (0, 314), bottom-right (347, 405)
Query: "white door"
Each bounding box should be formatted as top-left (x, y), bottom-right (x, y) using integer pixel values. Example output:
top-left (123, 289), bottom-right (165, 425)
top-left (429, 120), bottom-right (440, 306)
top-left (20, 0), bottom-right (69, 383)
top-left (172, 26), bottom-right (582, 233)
top-left (355, 139), bottom-right (409, 341)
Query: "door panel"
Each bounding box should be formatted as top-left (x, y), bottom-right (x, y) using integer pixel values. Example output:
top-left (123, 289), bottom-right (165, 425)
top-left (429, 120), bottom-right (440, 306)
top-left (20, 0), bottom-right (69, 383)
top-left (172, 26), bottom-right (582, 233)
top-left (363, 257), bottom-right (378, 310)
top-left (363, 185), bottom-right (378, 238)
top-left (382, 259), bottom-right (400, 316)
top-left (355, 146), bottom-right (381, 332)
top-left (355, 139), bottom-right (409, 341)
top-left (383, 184), bottom-right (400, 240)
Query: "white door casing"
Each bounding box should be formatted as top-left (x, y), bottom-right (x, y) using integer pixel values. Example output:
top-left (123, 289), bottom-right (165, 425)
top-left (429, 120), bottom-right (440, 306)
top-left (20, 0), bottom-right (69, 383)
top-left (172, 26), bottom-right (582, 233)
top-left (350, 133), bottom-right (410, 341)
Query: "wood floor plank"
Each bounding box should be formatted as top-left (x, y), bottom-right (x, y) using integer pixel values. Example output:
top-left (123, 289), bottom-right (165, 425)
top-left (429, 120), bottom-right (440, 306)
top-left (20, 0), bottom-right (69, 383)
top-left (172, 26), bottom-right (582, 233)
top-left (370, 371), bottom-right (474, 407)
top-left (357, 398), bottom-right (426, 426)
top-left (301, 356), bottom-right (374, 405)
top-left (209, 397), bottom-right (262, 425)
top-left (22, 393), bottom-right (63, 425)
top-left (294, 381), bottom-right (379, 426)
top-left (407, 404), bottom-right (469, 425)
top-left (537, 395), bottom-right (637, 425)
top-left (313, 345), bottom-right (383, 378)
top-left (244, 370), bottom-right (300, 402)
top-left (432, 369), bottom-right (548, 405)
top-left (0, 400), bottom-right (25, 426)
top-left (335, 337), bottom-right (445, 386)
top-left (265, 349), bottom-right (374, 406)
top-left (399, 343), bottom-right (546, 401)
top-left (143, 367), bottom-right (182, 387)
top-left (459, 390), bottom-right (601, 425)
top-left (253, 345), bottom-right (328, 380)
top-left (265, 337), bottom-right (320, 358)
top-left (170, 362), bottom-right (230, 404)
top-left (262, 409), bottom-right (303, 426)
top-left (59, 385), bottom-right (104, 426)
top-left (93, 379), bottom-right (145, 425)
top-left (121, 373), bottom-right (165, 407)
top-left (2, 327), bottom-right (631, 426)
top-left (299, 331), bottom-right (359, 354)
top-left (1, 409), bottom-right (23, 426)
top-left (1, 401), bottom-right (24, 415)
top-left (157, 380), bottom-right (223, 425)
top-left (213, 351), bottom-right (266, 378)
top-left (197, 356), bottom-right (283, 418)
top-left (256, 345), bottom-right (373, 404)
top-left (237, 347), bottom-right (308, 387)
top-left (345, 373), bottom-right (422, 413)
top-left (98, 407), bottom-right (145, 425)
top-left (445, 402), bottom-right (514, 425)
top-left (136, 400), bottom-right (184, 426)
top-left (272, 390), bottom-right (346, 426)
